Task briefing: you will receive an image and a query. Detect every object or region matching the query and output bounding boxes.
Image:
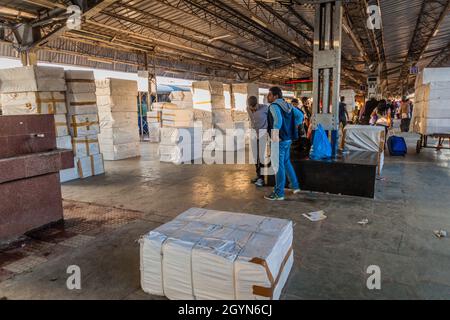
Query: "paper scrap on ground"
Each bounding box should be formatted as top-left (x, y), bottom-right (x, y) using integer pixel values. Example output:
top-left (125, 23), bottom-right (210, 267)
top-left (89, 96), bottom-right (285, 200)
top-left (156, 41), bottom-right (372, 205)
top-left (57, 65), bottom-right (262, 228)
top-left (358, 219), bottom-right (369, 226)
top-left (434, 230), bottom-right (448, 238)
top-left (303, 211), bottom-right (327, 222)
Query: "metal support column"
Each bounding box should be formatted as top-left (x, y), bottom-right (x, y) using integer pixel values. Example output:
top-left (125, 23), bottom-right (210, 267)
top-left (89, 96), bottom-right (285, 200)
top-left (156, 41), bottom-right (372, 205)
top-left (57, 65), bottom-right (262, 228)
top-left (311, 0), bottom-right (343, 157)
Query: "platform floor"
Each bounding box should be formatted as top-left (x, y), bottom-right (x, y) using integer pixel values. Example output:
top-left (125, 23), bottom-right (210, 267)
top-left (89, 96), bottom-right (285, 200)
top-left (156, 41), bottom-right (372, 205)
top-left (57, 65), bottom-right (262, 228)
top-left (1, 132), bottom-right (449, 300)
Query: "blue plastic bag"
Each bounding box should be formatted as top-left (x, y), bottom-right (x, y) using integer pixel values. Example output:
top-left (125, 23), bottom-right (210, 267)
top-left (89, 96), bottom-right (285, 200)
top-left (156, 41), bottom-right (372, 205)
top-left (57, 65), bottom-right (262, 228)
top-left (310, 124), bottom-right (332, 160)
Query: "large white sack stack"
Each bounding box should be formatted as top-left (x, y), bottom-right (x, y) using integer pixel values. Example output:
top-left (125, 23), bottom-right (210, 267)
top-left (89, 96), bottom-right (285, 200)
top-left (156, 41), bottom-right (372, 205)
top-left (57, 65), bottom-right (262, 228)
top-left (343, 125), bottom-right (385, 175)
top-left (159, 127), bottom-right (202, 164)
top-left (0, 66), bottom-right (66, 92)
top-left (232, 83), bottom-right (258, 112)
top-left (161, 102), bottom-right (194, 128)
top-left (340, 89), bottom-right (356, 111)
top-left (96, 78), bottom-right (140, 160)
top-left (169, 91), bottom-right (193, 109)
top-left (0, 66), bottom-right (68, 141)
top-left (413, 67), bottom-right (450, 135)
top-left (192, 81), bottom-right (225, 111)
top-left (140, 208), bottom-right (294, 300)
top-left (61, 70), bottom-right (104, 183)
top-left (223, 84), bottom-right (233, 110)
top-left (0, 66), bottom-right (73, 180)
top-left (147, 102), bottom-right (164, 143)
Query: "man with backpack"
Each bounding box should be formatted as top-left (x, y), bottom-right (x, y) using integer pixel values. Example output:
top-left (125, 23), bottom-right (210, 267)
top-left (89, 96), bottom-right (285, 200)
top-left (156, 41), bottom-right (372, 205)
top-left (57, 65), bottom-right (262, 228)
top-left (265, 87), bottom-right (304, 201)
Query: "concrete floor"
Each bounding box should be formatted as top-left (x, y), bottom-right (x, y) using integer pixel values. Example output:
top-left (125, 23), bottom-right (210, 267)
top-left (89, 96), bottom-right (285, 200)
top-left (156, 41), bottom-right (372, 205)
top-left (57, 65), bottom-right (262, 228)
top-left (1, 132), bottom-right (449, 300)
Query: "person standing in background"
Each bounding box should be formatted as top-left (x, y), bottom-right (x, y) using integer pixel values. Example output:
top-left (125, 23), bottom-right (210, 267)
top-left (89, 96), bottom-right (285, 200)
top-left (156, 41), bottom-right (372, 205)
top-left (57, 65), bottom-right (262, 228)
top-left (265, 87), bottom-right (304, 201)
top-left (247, 96), bottom-right (269, 188)
top-left (400, 97), bottom-right (411, 132)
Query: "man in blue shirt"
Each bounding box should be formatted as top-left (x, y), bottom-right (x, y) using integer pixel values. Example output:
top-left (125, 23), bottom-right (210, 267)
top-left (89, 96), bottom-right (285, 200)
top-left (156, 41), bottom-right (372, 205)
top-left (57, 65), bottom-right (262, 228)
top-left (265, 87), bottom-right (304, 201)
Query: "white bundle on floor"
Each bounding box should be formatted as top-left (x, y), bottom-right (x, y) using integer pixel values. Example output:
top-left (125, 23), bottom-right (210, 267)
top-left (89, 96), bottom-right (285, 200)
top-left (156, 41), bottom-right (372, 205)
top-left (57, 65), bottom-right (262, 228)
top-left (413, 69), bottom-right (450, 134)
top-left (0, 91), bottom-right (67, 115)
top-left (99, 126), bottom-right (140, 146)
top-left (192, 81), bottom-right (225, 111)
top-left (69, 114), bottom-right (100, 137)
top-left (232, 83), bottom-right (259, 112)
top-left (159, 127), bottom-right (202, 163)
top-left (65, 70), bottom-right (96, 94)
top-left (67, 92), bottom-right (98, 115)
top-left (162, 107), bottom-right (194, 128)
top-left (72, 135), bottom-right (100, 157)
top-left (223, 84), bottom-right (233, 110)
top-left (96, 78), bottom-right (140, 160)
top-left (95, 78), bottom-right (138, 97)
top-left (101, 142), bottom-right (140, 161)
top-left (75, 153), bottom-right (105, 178)
top-left (170, 91), bottom-right (193, 109)
top-left (140, 208), bottom-right (293, 300)
top-left (0, 66), bottom-right (66, 92)
top-left (343, 125), bottom-right (385, 175)
top-left (57, 135), bottom-right (73, 150)
top-left (340, 89), bottom-right (356, 111)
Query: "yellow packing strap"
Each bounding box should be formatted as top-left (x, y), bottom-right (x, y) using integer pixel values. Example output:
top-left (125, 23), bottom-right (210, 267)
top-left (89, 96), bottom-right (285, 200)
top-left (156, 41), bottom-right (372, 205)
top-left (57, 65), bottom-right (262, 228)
top-left (35, 92), bottom-right (65, 114)
top-left (70, 101), bottom-right (97, 106)
top-left (249, 246), bottom-right (293, 299)
top-left (66, 79), bottom-right (95, 83)
top-left (193, 101), bottom-right (213, 105)
top-left (70, 115), bottom-right (99, 136)
top-left (55, 121), bottom-right (69, 136)
top-left (77, 158), bottom-right (84, 178)
top-left (90, 155), bottom-right (95, 176)
top-left (72, 137), bottom-right (98, 157)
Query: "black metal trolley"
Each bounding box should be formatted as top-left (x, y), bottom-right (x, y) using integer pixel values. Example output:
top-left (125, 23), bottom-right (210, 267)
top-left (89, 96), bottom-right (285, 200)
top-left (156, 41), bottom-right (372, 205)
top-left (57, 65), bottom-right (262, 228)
top-left (416, 133), bottom-right (450, 153)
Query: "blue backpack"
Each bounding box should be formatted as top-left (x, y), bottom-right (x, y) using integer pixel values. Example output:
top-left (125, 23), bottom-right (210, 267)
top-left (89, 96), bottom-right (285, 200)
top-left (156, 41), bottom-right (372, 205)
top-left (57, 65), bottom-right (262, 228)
top-left (388, 136), bottom-right (407, 156)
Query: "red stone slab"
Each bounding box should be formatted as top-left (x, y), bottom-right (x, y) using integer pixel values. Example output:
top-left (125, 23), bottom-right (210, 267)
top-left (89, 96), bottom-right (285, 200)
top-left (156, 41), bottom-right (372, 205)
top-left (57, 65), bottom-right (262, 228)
top-left (0, 150), bottom-right (74, 184)
top-left (0, 173), bottom-right (63, 242)
top-left (0, 115), bottom-right (56, 159)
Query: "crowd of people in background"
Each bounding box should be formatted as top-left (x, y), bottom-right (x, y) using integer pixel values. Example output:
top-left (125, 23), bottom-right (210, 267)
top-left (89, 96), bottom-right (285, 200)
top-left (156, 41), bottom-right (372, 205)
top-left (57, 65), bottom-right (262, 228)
top-left (246, 89), bottom-right (416, 201)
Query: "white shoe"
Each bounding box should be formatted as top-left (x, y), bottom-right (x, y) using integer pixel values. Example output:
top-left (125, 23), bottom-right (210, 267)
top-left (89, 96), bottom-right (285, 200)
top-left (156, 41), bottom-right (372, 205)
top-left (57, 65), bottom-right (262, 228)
top-left (293, 189), bottom-right (301, 194)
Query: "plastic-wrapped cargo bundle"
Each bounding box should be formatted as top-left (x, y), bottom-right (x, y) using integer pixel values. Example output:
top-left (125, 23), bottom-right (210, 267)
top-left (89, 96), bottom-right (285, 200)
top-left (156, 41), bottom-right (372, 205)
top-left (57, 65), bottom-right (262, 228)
top-left (342, 125), bottom-right (385, 175)
top-left (192, 81), bottom-right (225, 111)
top-left (413, 68), bottom-right (450, 135)
top-left (223, 84), bottom-right (233, 110)
top-left (159, 127), bottom-right (202, 163)
top-left (169, 91), bottom-right (193, 109)
top-left (0, 66), bottom-right (66, 92)
top-left (161, 103), bottom-right (194, 128)
top-left (139, 208), bottom-right (294, 300)
top-left (232, 83), bottom-right (258, 112)
top-left (96, 78), bottom-right (140, 160)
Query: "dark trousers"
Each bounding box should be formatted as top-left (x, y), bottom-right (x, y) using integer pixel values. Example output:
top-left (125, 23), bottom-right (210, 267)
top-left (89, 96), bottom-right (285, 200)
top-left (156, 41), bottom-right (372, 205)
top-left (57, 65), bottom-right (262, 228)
top-left (255, 137), bottom-right (263, 179)
top-left (401, 118), bottom-right (410, 132)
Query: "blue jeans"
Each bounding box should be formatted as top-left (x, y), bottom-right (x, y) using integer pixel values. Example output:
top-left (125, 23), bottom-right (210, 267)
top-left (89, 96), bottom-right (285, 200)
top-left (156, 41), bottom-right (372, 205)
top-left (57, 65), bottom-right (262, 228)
top-left (273, 140), bottom-right (299, 197)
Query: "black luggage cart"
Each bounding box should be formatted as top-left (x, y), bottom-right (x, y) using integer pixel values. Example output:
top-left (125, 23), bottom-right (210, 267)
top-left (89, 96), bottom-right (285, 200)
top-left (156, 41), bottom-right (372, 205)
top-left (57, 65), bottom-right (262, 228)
top-left (416, 133), bottom-right (450, 153)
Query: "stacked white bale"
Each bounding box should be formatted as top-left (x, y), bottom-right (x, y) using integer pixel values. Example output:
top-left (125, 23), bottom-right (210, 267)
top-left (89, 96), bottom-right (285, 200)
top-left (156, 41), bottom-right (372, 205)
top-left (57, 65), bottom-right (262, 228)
top-left (0, 66), bottom-right (69, 142)
top-left (192, 81), bottom-right (225, 149)
top-left (147, 102), bottom-right (164, 143)
top-left (169, 91), bottom-right (193, 109)
top-left (140, 208), bottom-right (294, 300)
top-left (413, 68), bottom-right (450, 135)
top-left (96, 78), bottom-right (140, 160)
top-left (232, 83), bottom-right (258, 112)
top-left (340, 89), bottom-right (356, 111)
top-left (159, 127), bottom-right (202, 164)
top-left (161, 102), bottom-right (194, 128)
top-left (61, 70), bottom-right (104, 182)
top-left (343, 125), bottom-right (385, 175)
top-left (223, 84), bottom-right (233, 110)
top-left (0, 66), bottom-right (72, 181)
